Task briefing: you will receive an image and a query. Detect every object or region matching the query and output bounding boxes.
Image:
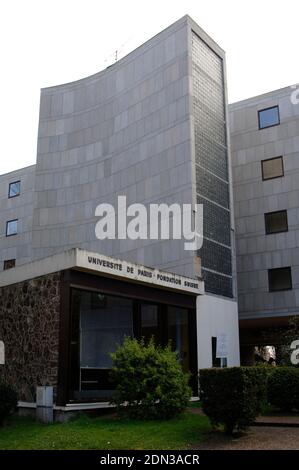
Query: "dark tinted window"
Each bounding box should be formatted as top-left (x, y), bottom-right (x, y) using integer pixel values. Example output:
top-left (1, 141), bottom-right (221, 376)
top-left (261, 156), bottom-right (284, 180)
top-left (258, 106), bottom-right (280, 129)
top-left (268, 267), bottom-right (292, 292)
top-left (3, 259), bottom-right (16, 270)
top-left (168, 307), bottom-right (189, 372)
top-left (211, 337), bottom-right (221, 367)
top-left (265, 211), bottom-right (288, 234)
top-left (79, 292), bottom-right (133, 369)
top-left (8, 181), bottom-right (21, 198)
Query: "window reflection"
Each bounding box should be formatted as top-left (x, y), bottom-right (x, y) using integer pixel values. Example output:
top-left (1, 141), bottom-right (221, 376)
top-left (80, 292), bottom-right (133, 369)
top-left (140, 304), bottom-right (158, 343)
top-left (258, 106), bottom-right (280, 129)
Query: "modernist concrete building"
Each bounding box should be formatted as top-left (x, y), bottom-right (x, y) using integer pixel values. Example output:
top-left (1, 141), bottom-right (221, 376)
top-left (0, 15), bottom-right (240, 409)
top-left (229, 86), bottom-right (299, 362)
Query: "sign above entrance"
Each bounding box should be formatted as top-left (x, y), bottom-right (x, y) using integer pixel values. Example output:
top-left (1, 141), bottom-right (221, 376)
top-left (76, 250), bottom-right (204, 295)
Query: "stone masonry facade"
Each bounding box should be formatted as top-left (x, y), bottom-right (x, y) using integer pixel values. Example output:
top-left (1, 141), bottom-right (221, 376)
top-left (0, 272), bottom-right (61, 401)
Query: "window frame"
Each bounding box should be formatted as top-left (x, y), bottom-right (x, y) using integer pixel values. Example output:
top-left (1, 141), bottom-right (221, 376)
top-left (258, 105), bottom-right (280, 130)
top-left (268, 267), bottom-right (292, 292)
top-left (3, 259), bottom-right (16, 270)
top-left (68, 284), bottom-right (197, 401)
top-left (8, 180), bottom-right (21, 199)
top-left (261, 156), bottom-right (284, 181)
top-left (265, 210), bottom-right (288, 235)
top-left (6, 219), bottom-right (18, 237)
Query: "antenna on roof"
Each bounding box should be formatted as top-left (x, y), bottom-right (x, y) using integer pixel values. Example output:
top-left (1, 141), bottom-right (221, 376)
top-left (103, 35), bottom-right (135, 67)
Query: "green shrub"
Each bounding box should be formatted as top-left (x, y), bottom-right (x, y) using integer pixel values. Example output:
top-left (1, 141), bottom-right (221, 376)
top-left (110, 337), bottom-right (192, 419)
top-left (268, 367), bottom-right (299, 411)
top-left (199, 367), bottom-right (268, 434)
top-left (0, 381), bottom-right (17, 425)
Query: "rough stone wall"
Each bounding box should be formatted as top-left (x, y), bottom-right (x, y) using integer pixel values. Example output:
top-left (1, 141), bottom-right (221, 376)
top-left (0, 272), bottom-right (61, 402)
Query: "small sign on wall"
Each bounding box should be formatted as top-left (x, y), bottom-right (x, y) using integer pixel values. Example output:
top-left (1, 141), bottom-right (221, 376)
top-left (216, 333), bottom-right (228, 359)
top-left (0, 341), bottom-right (4, 365)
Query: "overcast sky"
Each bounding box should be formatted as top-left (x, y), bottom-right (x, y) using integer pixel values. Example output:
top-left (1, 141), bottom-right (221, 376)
top-left (1, 0), bottom-right (298, 175)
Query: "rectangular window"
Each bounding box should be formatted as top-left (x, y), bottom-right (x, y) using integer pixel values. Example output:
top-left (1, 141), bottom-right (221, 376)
top-left (211, 337), bottom-right (221, 367)
top-left (80, 293), bottom-right (133, 369)
top-left (167, 307), bottom-right (189, 372)
top-left (140, 303), bottom-right (159, 344)
top-left (3, 259), bottom-right (16, 270)
top-left (258, 106), bottom-right (280, 129)
top-left (261, 156), bottom-right (284, 180)
top-left (265, 210), bottom-right (288, 235)
top-left (8, 181), bottom-right (21, 198)
top-left (268, 267), bottom-right (292, 292)
top-left (6, 219), bottom-right (18, 236)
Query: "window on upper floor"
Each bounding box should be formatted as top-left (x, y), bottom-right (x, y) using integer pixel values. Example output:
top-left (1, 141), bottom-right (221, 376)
top-left (261, 156), bottom-right (284, 180)
top-left (3, 259), bottom-right (16, 270)
top-left (258, 106), bottom-right (280, 129)
top-left (8, 181), bottom-right (21, 198)
top-left (265, 210), bottom-right (288, 235)
top-left (268, 267), bottom-right (292, 292)
top-left (6, 219), bottom-right (18, 236)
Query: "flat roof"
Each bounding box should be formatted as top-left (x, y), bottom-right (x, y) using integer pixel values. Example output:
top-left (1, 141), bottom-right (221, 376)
top-left (228, 84), bottom-right (295, 109)
top-left (0, 248), bottom-right (204, 296)
top-left (0, 164), bottom-right (36, 179)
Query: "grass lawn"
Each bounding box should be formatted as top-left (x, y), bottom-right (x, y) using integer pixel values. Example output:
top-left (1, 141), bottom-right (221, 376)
top-left (0, 409), bottom-right (211, 450)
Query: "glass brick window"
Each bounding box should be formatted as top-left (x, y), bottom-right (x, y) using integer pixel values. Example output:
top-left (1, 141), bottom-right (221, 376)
top-left (192, 31), bottom-right (233, 298)
top-left (268, 267), bottom-right (292, 292)
top-left (6, 219), bottom-right (18, 236)
top-left (8, 181), bottom-right (21, 198)
top-left (258, 106), bottom-right (280, 129)
top-left (3, 259), bottom-right (16, 270)
top-left (265, 210), bottom-right (288, 235)
top-left (261, 156), bottom-right (284, 180)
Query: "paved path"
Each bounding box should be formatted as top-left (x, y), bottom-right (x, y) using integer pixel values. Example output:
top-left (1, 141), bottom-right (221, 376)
top-left (195, 426), bottom-right (299, 450)
top-left (255, 414), bottom-right (299, 426)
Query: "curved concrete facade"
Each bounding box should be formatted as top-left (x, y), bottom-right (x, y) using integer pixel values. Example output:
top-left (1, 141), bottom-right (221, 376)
top-left (33, 15), bottom-right (197, 276)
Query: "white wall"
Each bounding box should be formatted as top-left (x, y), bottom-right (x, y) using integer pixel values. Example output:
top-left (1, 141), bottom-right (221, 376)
top-left (197, 294), bottom-right (240, 369)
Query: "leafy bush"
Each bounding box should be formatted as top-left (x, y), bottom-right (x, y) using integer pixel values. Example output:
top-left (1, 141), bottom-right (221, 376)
top-left (268, 367), bottom-right (299, 411)
top-left (110, 337), bottom-right (192, 419)
top-left (0, 381), bottom-right (17, 425)
top-left (199, 367), bottom-right (268, 434)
